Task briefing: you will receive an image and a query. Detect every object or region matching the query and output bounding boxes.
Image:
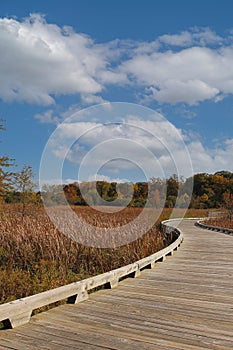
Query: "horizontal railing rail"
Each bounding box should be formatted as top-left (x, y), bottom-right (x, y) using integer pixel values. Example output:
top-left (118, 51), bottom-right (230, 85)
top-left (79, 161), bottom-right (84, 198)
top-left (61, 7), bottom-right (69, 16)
top-left (195, 219), bottom-right (233, 236)
top-left (0, 219), bottom-right (183, 329)
top-left (208, 211), bottom-right (226, 218)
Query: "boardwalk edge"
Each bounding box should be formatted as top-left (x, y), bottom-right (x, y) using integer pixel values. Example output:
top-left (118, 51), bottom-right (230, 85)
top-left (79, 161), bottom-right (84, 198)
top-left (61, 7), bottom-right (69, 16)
top-left (195, 219), bottom-right (233, 236)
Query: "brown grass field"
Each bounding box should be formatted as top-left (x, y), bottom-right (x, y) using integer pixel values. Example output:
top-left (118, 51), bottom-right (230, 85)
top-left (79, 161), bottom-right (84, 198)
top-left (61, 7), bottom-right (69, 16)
top-left (0, 205), bottom-right (209, 305)
top-left (204, 214), bottom-right (233, 229)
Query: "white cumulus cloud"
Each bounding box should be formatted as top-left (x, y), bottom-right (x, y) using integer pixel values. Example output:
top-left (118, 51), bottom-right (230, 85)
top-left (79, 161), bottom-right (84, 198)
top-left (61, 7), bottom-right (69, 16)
top-left (158, 27), bottom-right (223, 47)
top-left (1, 15), bottom-right (233, 107)
top-left (46, 114), bottom-right (233, 178)
top-left (0, 14), bottom-right (106, 105)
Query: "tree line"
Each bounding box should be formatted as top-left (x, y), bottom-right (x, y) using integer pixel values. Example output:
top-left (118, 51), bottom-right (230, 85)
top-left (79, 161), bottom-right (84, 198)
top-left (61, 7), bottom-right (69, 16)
top-left (9, 171), bottom-right (230, 210)
top-left (60, 172), bottom-right (233, 209)
top-left (1, 120), bottom-right (233, 210)
top-left (2, 169), bottom-right (233, 211)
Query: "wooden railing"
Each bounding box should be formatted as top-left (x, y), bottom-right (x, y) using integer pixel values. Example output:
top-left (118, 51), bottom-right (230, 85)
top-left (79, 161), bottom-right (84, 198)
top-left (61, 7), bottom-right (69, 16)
top-left (0, 219), bottom-right (183, 329)
top-left (196, 219), bottom-right (233, 236)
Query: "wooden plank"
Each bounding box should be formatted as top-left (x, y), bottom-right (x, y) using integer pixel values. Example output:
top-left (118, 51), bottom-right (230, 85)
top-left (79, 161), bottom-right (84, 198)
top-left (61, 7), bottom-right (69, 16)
top-left (24, 308), bottom-right (233, 349)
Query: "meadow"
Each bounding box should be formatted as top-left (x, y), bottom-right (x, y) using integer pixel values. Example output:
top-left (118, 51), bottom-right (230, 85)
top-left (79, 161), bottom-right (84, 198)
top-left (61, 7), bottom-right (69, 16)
top-left (0, 205), bottom-right (209, 305)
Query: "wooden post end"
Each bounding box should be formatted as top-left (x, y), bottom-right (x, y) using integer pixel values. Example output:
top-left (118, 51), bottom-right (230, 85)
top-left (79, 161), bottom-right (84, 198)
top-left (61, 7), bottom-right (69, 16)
top-left (67, 290), bottom-right (89, 304)
top-left (4, 311), bottom-right (32, 329)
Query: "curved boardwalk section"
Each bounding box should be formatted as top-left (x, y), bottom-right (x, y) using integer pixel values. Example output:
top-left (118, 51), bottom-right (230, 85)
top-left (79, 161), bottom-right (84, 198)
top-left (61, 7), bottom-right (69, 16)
top-left (1, 219), bottom-right (233, 349)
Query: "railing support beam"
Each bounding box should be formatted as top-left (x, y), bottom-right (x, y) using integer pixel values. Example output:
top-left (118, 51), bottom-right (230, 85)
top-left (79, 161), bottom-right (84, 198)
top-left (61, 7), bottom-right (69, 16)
top-left (3, 311), bottom-right (32, 329)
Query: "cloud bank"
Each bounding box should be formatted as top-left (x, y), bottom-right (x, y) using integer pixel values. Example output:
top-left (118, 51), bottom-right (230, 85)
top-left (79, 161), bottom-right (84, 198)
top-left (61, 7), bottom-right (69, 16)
top-left (1, 14), bottom-right (233, 105)
top-left (42, 107), bottom-right (233, 180)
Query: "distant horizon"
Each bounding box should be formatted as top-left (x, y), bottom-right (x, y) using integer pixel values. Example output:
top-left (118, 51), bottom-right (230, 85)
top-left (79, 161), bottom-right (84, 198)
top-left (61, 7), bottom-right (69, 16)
top-left (38, 169), bottom-right (233, 188)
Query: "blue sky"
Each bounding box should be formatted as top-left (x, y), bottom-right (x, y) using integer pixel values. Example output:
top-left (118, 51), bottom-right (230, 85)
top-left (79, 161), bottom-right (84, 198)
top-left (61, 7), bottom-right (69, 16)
top-left (1, 0), bottom-right (233, 185)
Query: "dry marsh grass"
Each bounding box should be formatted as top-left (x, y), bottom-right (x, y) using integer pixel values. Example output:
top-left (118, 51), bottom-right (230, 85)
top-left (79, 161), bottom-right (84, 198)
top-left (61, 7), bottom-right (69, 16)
top-left (0, 205), bottom-right (209, 305)
top-left (204, 215), bottom-right (233, 229)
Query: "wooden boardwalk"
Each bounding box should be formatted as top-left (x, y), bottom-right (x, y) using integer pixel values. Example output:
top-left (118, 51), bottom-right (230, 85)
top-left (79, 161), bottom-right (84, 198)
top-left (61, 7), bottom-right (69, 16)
top-left (1, 219), bottom-right (233, 350)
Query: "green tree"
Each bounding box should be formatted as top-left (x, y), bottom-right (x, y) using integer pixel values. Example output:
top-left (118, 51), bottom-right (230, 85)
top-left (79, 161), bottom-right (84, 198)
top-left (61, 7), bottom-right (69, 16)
top-left (167, 175), bottom-right (179, 197)
top-left (0, 121), bottom-right (14, 202)
top-left (14, 165), bottom-right (36, 215)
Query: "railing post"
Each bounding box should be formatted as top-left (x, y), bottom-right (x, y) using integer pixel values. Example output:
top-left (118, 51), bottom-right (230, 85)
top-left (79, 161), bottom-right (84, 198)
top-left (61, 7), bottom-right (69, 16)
top-left (158, 255), bottom-right (166, 262)
top-left (3, 310), bottom-right (32, 329)
top-left (104, 277), bottom-right (119, 289)
top-left (67, 290), bottom-right (89, 304)
top-left (133, 269), bottom-right (141, 277)
top-left (110, 279), bottom-right (119, 288)
top-left (168, 250), bottom-right (174, 256)
top-left (150, 261), bottom-right (155, 269)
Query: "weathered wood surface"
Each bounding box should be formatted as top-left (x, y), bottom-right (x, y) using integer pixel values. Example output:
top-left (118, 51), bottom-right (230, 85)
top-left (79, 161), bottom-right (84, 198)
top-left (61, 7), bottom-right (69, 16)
top-left (1, 219), bottom-right (233, 349)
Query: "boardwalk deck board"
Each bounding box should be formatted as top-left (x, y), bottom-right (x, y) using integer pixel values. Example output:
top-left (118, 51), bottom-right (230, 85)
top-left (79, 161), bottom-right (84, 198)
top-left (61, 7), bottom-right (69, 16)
top-left (1, 219), bottom-right (233, 349)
